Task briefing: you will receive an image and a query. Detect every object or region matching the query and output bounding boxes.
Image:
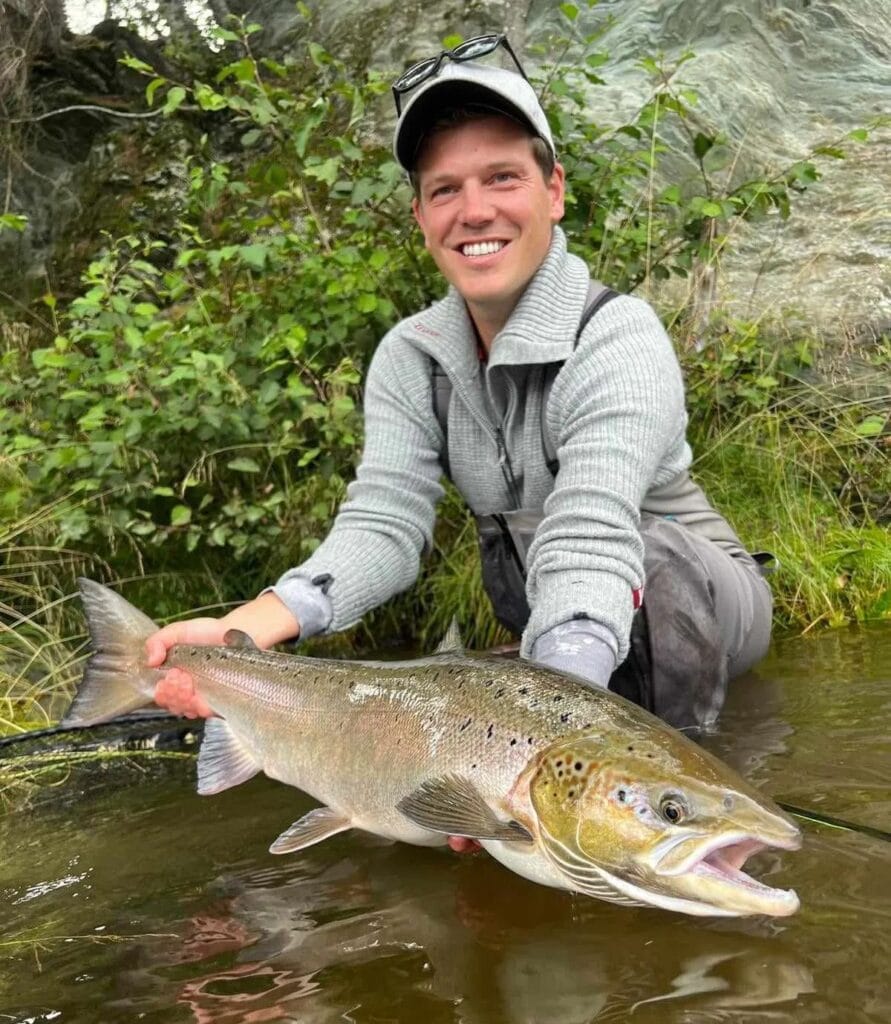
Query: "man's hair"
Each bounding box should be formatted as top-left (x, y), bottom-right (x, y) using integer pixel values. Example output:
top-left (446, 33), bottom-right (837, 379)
top-left (408, 106), bottom-right (556, 197)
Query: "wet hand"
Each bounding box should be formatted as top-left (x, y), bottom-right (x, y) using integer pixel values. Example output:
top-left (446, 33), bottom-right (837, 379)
top-left (448, 836), bottom-right (483, 854)
top-left (146, 617), bottom-right (224, 719)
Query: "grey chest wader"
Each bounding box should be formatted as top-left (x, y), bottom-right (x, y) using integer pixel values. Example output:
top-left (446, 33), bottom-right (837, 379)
top-left (433, 281), bottom-right (762, 730)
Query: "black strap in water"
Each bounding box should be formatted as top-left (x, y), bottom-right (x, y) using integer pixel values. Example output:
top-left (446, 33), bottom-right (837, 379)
top-left (777, 801), bottom-right (891, 844)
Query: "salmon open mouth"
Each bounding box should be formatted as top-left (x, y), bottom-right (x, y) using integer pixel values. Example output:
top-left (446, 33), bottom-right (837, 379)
top-left (685, 834), bottom-right (801, 908)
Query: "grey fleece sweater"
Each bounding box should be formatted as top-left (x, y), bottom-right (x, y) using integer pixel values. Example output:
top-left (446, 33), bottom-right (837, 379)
top-left (274, 227), bottom-right (734, 664)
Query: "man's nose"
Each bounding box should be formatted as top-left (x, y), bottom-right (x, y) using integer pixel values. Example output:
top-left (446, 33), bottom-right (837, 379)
top-left (458, 182), bottom-right (494, 224)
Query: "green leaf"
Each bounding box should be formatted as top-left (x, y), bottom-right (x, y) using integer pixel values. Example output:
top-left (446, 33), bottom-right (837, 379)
top-left (560, 3), bottom-right (579, 19)
top-left (227, 457), bottom-right (262, 473)
top-left (854, 415), bottom-right (885, 437)
top-left (163, 86), bottom-right (187, 115)
top-left (119, 55), bottom-right (154, 74)
top-left (145, 77), bottom-right (165, 107)
top-left (239, 244), bottom-right (269, 272)
top-left (356, 293), bottom-right (378, 313)
top-left (693, 132), bottom-right (715, 159)
top-left (0, 213), bottom-right (27, 233)
top-left (171, 505), bottom-right (192, 526)
top-left (701, 201), bottom-right (723, 217)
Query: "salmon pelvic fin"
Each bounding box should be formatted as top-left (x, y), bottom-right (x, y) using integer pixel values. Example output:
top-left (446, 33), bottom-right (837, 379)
top-left (62, 578), bottom-right (161, 728)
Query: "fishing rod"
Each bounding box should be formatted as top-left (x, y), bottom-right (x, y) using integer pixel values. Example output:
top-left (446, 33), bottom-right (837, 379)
top-left (776, 801), bottom-right (891, 844)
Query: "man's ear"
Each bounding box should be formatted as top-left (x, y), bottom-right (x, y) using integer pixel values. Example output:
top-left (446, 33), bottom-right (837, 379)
top-left (549, 162), bottom-right (566, 224)
top-left (412, 196), bottom-right (428, 246)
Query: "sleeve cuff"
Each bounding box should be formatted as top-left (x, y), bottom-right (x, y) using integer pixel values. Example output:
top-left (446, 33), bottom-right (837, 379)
top-left (529, 618), bottom-right (618, 689)
top-left (263, 576), bottom-right (334, 640)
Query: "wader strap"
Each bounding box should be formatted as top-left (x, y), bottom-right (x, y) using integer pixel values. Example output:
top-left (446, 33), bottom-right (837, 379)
top-left (432, 279), bottom-right (619, 479)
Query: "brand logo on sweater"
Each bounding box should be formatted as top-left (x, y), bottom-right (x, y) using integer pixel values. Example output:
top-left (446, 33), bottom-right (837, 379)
top-left (414, 320), bottom-right (440, 338)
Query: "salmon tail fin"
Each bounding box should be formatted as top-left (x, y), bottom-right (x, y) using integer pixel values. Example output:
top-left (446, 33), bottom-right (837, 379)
top-left (62, 578), bottom-right (162, 727)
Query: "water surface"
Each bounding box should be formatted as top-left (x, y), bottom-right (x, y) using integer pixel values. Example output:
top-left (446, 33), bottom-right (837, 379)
top-left (1, 625), bottom-right (889, 1023)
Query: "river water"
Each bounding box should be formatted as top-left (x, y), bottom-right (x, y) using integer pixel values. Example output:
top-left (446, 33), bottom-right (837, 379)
top-left (1, 624), bottom-right (889, 1023)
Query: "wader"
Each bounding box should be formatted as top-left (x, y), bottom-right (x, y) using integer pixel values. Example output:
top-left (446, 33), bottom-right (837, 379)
top-left (434, 283), bottom-right (774, 731)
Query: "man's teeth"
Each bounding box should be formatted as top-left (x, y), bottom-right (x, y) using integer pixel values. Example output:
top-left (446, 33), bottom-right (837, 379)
top-left (461, 241), bottom-right (506, 257)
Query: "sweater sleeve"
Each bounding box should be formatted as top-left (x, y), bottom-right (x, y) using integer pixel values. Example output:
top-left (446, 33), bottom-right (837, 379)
top-left (274, 336), bottom-right (445, 632)
top-left (521, 295), bottom-right (690, 663)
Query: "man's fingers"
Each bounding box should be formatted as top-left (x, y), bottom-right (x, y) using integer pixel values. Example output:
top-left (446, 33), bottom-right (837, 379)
top-left (447, 836), bottom-right (482, 854)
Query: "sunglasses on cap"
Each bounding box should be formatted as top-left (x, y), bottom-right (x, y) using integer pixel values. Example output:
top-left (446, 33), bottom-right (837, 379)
top-left (391, 34), bottom-right (529, 115)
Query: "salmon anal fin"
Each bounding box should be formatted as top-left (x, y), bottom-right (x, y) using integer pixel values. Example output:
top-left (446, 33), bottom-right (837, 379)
top-left (197, 717), bottom-right (262, 795)
top-left (397, 774), bottom-right (533, 843)
top-left (269, 806), bottom-right (352, 854)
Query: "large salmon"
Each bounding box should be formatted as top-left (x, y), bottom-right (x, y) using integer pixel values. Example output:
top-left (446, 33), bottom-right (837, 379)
top-left (64, 579), bottom-right (801, 917)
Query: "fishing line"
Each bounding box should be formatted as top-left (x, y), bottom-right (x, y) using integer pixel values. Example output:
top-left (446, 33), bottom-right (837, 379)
top-left (776, 801), bottom-right (891, 844)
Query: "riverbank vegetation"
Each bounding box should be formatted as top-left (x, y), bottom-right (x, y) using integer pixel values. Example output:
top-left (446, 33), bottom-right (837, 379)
top-left (1, 9), bottom-right (888, 733)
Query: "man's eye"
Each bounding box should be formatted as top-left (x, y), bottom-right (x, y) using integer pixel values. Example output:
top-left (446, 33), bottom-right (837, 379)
top-left (492, 172), bottom-right (515, 183)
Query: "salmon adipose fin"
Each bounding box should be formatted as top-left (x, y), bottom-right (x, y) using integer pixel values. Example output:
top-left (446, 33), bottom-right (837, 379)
top-left (398, 774), bottom-right (533, 843)
top-left (63, 579), bottom-right (162, 728)
top-left (197, 717), bottom-right (262, 795)
top-left (269, 806), bottom-right (353, 854)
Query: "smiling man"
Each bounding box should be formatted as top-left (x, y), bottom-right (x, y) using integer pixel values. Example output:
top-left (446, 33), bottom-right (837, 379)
top-left (149, 36), bottom-right (773, 742)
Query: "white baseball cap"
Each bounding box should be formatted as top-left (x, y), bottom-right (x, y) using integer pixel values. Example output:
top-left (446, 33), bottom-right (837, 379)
top-left (393, 59), bottom-right (556, 172)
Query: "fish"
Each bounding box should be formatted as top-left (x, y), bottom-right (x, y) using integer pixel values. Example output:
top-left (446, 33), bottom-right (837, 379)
top-left (64, 578), bottom-right (802, 917)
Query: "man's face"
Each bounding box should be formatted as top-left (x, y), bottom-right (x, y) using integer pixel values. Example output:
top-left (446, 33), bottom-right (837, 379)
top-left (411, 115), bottom-right (565, 336)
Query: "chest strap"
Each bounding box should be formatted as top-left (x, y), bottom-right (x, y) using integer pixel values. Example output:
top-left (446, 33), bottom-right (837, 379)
top-left (432, 279), bottom-right (619, 478)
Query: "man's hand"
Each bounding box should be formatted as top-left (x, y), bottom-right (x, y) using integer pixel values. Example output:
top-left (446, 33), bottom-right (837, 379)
top-left (147, 618), bottom-right (226, 718)
top-left (147, 592), bottom-right (302, 719)
top-left (448, 837), bottom-right (483, 854)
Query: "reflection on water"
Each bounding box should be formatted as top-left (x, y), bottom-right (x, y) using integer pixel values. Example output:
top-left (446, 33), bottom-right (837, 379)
top-left (1, 625), bottom-right (889, 1024)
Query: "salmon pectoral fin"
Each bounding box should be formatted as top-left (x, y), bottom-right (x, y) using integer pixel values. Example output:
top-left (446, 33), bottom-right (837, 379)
top-left (397, 774), bottom-right (533, 843)
top-left (196, 717), bottom-right (262, 795)
top-left (269, 806), bottom-right (353, 855)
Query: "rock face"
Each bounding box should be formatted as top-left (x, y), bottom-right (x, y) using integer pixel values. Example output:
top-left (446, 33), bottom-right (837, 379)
top-left (3, 0), bottom-right (891, 331)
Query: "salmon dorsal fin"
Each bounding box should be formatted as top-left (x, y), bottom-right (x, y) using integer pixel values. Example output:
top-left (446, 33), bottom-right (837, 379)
top-left (397, 775), bottom-right (533, 843)
top-left (223, 629), bottom-right (259, 650)
top-left (197, 717), bottom-right (262, 795)
top-left (434, 618), bottom-right (464, 655)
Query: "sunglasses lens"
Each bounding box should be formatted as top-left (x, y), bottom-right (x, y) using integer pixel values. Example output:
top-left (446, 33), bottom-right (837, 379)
top-left (394, 56), bottom-right (439, 91)
top-left (452, 34), bottom-right (501, 60)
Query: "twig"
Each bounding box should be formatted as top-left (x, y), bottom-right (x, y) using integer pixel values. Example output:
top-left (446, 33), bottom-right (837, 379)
top-left (7, 104), bottom-right (166, 124)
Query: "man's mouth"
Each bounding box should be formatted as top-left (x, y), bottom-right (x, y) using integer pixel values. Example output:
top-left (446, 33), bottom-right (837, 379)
top-left (459, 240), bottom-right (507, 258)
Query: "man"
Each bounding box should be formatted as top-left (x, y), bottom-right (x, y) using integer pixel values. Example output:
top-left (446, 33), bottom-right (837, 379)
top-left (150, 36), bottom-right (771, 738)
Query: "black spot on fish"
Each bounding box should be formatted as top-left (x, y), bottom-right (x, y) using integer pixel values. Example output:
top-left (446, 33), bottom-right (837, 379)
top-left (527, 737), bottom-right (534, 745)
top-left (495, 688), bottom-right (505, 698)
top-left (486, 723), bottom-right (494, 739)
top-left (617, 789), bottom-right (627, 802)
top-left (519, 687), bottom-right (528, 695)
top-left (553, 695), bottom-right (563, 702)
top-left (627, 745), bottom-right (634, 751)
top-left (575, 762), bottom-right (583, 771)
top-left (556, 760), bottom-right (563, 767)
top-left (460, 717), bottom-right (472, 732)
top-left (485, 678), bottom-right (494, 687)
top-left (510, 738), bottom-right (517, 746)
top-left (568, 789), bottom-right (575, 798)
top-left (559, 713), bottom-right (570, 724)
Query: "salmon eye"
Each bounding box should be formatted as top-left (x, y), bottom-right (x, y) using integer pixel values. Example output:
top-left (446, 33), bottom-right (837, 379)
top-left (659, 794), bottom-right (687, 824)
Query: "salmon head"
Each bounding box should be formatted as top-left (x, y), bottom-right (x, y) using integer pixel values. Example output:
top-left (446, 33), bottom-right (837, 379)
top-left (526, 727), bottom-right (801, 917)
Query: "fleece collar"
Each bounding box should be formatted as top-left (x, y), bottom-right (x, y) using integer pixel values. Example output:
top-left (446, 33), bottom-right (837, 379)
top-left (402, 227), bottom-right (591, 379)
